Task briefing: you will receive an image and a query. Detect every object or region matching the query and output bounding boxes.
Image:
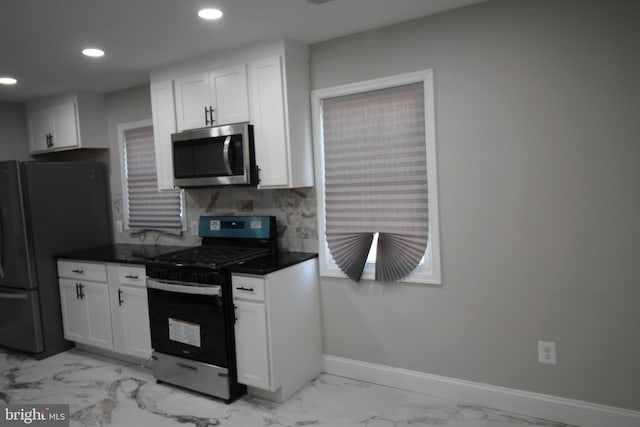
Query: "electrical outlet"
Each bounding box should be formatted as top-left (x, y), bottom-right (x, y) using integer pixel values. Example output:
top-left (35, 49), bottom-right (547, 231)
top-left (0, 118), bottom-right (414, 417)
top-left (538, 341), bottom-right (557, 365)
top-left (116, 220), bottom-right (124, 234)
top-left (190, 221), bottom-right (199, 236)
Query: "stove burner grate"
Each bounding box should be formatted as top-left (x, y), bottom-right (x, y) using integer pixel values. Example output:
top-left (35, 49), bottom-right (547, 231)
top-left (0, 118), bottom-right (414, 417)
top-left (152, 245), bottom-right (270, 268)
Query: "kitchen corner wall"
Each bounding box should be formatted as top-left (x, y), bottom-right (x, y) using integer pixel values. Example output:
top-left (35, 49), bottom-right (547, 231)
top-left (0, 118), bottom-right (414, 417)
top-left (111, 187), bottom-right (318, 251)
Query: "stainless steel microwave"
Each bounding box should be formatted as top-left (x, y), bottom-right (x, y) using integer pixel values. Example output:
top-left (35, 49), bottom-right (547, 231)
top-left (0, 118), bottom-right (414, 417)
top-left (171, 122), bottom-right (256, 187)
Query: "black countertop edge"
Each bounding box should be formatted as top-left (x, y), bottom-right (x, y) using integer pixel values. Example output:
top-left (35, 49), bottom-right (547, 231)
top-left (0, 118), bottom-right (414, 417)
top-left (56, 244), bottom-right (189, 265)
top-left (56, 244), bottom-right (318, 274)
top-left (228, 251), bottom-right (318, 275)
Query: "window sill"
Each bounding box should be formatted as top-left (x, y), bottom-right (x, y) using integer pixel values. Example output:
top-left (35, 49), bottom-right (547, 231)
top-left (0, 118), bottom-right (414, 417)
top-left (319, 265), bottom-right (442, 286)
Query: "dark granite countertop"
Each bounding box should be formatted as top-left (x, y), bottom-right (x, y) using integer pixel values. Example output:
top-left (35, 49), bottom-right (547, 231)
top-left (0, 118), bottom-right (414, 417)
top-left (228, 251), bottom-right (318, 275)
top-left (56, 244), bottom-right (317, 274)
top-left (56, 244), bottom-right (188, 265)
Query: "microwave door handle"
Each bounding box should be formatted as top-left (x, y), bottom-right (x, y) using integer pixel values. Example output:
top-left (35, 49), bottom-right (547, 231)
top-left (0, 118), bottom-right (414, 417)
top-left (222, 135), bottom-right (233, 175)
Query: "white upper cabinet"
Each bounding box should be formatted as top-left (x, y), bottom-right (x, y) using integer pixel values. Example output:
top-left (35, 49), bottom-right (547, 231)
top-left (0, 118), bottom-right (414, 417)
top-left (249, 50), bottom-right (314, 189)
top-left (28, 102), bottom-right (78, 152)
top-left (174, 64), bottom-right (249, 131)
top-left (249, 56), bottom-right (289, 188)
top-left (150, 80), bottom-right (177, 190)
top-left (26, 93), bottom-right (108, 155)
top-left (174, 72), bottom-right (210, 130)
top-left (211, 65), bottom-right (250, 125)
top-left (28, 108), bottom-right (56, 153)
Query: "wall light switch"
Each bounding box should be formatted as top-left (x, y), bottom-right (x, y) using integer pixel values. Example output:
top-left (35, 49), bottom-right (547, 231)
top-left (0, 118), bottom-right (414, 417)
top-left (116, 220), bottom-right (124, 234)
top-left (190, 221), bottom-right (199, 236)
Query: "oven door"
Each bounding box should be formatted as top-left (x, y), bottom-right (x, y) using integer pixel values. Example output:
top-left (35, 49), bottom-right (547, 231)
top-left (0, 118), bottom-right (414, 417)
top-left (147, 279), bottom-right (228, 367)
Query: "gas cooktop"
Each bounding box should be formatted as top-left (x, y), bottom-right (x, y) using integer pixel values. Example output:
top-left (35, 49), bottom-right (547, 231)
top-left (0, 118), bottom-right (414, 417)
top-left (150, 245), bottom-right (271, 269)
top-left (147, 215), bottom-right (278, 270)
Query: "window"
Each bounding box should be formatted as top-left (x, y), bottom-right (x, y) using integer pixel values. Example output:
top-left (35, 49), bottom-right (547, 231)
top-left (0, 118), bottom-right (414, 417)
top-left (118, 120), bottom-right (184, 234)
top-left (311, 70), bottom-right (441, 284)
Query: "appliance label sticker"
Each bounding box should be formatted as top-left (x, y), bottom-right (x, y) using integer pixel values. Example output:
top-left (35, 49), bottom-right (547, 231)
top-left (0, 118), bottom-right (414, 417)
top-left (209, 220), bottom-right (221, 231)
top-left (168, 318), bottom-right (201, 348)
top-left (250, 220), bottom-right (262, 229)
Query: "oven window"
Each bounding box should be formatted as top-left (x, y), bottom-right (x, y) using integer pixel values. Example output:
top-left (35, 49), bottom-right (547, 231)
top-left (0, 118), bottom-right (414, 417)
top-left (148, 288), bottom-right (228, 367)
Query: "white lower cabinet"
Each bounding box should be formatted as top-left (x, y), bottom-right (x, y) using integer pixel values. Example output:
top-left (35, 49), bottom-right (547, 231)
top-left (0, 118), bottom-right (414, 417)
top-left (234, 300), bottom-right (270, 389)
top-left (57, 260), bottom-right (151, 359)
top-left (232, 258), bottom-right (321, 402)
top-left (58, 278), bottom-right (113, 350)
top-left (108, 264), bottom-right (152, 359)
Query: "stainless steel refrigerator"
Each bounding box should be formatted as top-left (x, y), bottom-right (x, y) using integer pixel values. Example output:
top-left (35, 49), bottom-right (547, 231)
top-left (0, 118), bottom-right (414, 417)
top-left (0, 160), bottom-right (112, 359)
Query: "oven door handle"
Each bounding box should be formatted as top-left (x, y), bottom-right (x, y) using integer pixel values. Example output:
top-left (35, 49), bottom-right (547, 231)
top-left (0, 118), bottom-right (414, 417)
top-left (147, 279), bottom-right (222, 296)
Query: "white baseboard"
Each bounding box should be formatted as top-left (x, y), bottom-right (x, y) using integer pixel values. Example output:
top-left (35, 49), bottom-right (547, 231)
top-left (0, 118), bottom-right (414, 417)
top-left (322, 355), bottom-right (640, 427)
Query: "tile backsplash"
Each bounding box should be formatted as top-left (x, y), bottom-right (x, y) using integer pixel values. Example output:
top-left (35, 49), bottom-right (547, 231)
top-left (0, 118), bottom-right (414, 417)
top-left (112, 187), bottom-right (318, 252)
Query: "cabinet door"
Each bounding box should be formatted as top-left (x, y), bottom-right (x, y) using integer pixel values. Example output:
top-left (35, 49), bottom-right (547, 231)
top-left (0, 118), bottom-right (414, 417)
top-left (210, 64), bottom-right (249, 126)
top-left (28, 109), bottom-right (53, 153)
top-left (249, 56), bottom-right (290, 188)
top-left (113, 286), bottom-right (152, 359)
top-left (83, 281), bottom-right (113, 349)
top-left (174, 72), bottom-right (210, 131)
top-left (150, 80), bottom-right (177, 190)
top-left (50, 102), bottom-right (79, 149)
top-left (59, 279), bottom-right (87, 342)
top-left (234, 300), bottom-right (270, 389)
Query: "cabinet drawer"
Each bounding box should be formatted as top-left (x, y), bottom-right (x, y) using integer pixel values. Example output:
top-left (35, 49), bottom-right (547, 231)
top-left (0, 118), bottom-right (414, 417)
top-left (58, 260), bottom-right (107, 282)
top-left (232, 275), bottom-right (265, 302)
top-left (117, 265), bottom-right (146, 287)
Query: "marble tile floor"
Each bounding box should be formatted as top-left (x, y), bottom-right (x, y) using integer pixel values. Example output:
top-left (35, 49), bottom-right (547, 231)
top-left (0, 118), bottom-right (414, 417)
top-left (0, 348), bottom-right (576, 427)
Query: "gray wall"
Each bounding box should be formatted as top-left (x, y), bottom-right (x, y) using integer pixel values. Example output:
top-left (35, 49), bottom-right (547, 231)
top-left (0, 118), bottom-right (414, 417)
top-left (0, 102), bottom-right (29, 160)
top-left (311, 0), bottom-right (640, 411)
top-left (105, 84), bottom-right (154, 195)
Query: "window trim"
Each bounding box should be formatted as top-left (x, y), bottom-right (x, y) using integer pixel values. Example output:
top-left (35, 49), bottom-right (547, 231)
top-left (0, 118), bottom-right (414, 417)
top-left (311, 70), bottom-right (441, 285)
top-left (117, 119), bottom-right (185, 233)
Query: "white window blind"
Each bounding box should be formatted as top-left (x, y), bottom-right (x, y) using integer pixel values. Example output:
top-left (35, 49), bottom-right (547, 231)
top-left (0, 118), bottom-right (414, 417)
top-left (123, 126), bottom-right (183, 233)
top-left (322, 82), bottom-right (429, 282)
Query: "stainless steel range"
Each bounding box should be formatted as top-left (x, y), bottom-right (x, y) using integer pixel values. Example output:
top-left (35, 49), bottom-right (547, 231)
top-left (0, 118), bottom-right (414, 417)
top-left (145, 215), bottom-right (277, 402)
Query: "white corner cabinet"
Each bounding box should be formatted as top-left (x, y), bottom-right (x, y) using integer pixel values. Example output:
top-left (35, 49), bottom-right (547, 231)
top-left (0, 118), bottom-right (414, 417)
top-left (232, 258), bottom-right (321, 402)
top-left (149, 38), bottom-right (314, 190)
top-left (249, 54), bottom-right (314, 188)
top-left (26, 93), bottom-right (108, 154)
top-left (57, 260), bottom-right (151, 360)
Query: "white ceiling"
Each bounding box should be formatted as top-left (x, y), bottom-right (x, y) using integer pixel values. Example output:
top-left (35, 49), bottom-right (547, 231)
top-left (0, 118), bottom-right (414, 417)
top-left (0, 0), bottom-right (485, 103)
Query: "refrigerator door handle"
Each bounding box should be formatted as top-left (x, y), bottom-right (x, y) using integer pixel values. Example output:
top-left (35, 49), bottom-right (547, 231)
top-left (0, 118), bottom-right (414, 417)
top-left (0, 292), bottom-right (27, 300)
top-left (0, 205), bottom-right (5, 279)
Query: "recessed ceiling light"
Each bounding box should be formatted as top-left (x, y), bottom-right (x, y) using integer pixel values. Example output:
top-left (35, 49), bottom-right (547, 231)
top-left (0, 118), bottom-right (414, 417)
top-left (82, 48), bottom-right (105, 58)
top-left (198, 8), bottom-right (223, 20)
top-left (0, 76), bottom-right (17, 85)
